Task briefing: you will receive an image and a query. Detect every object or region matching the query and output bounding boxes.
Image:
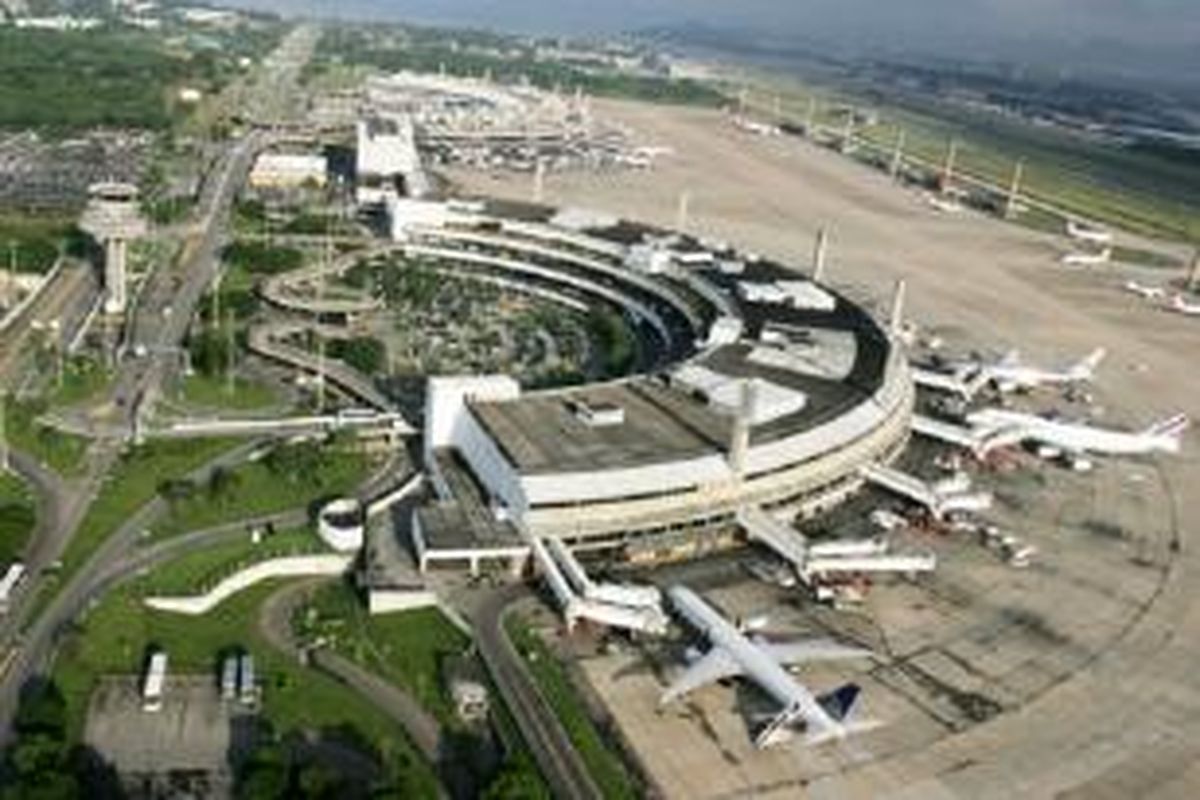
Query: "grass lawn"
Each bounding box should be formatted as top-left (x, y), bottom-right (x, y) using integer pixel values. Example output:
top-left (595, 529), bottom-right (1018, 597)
top-left (0, 472), bottom-right (35, 564)
top-left (138, 525), bottom-right (327, 596)
top-left (298, 582), bottom-right (470, 727)
top-left (177, 372), bottom-right (280, 412)
top-left (505, 614), bottom-right (639, 800)
top-left (2, 398), bottom-right (89, 477)
top-left (151, 446), bottom-right (370, 539)
top-left (48, 355), bottom-right (113, 408)
top-left (49, 579), bottom-right (440, 794)
top-left (743, 75), bottom-right (1200, 242)
top-left (57, 438), bottom-right (241, 582)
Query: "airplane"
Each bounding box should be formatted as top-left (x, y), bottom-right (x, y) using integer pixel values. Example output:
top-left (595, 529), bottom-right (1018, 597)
top-left (732, 116), bottom-right (782, 137)
top-left (1066, 219), bottom-right (1113, 245)
top-left (1061, 247), bottom-right (1112, 267)
top-left (1166, 293), bottom-right (1200, 317)
top-left (1125, 280), bottom-right (1166, 300)
top-left (964, 347), bottom-right (1105, 394)
top-left (968, 408), bottom-right (1189, 457)
top-left (924, 193), bottom-right (964, 214)
top-left (660, 585), bottom-right (879, 748)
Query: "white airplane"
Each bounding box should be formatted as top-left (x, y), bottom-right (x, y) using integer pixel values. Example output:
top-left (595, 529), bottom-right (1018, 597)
top-left (924, 193), bottom-right (964, 214)
top-left (732, 116), bottom-right (781, 137)
top-left (965, 347), bottom-right (1105, 394)
top-left (1125, 280), bottom-right (1166, 300)
top-left (1166, 293), bottom-right (1200, 316)
top-left (1066, 219), bottom-right (1113, 245)
top-left (661, 585), bottom-right (878, 748)
top-left (968, 408), bottom-right (1189, 457)
top-left (1061, 247), bottom-right (1112, 267)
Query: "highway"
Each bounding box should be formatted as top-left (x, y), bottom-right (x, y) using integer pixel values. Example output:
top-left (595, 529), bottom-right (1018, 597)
top-left (473, 585), bottom-right (603, 800)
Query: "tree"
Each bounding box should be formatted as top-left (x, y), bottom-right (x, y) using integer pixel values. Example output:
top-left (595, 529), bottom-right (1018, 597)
top-left (483, 754), bottom-right (552, 800)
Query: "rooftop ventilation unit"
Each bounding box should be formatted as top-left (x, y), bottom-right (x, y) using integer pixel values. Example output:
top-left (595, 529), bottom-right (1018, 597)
top-left (570, 399), bottom-right (625, 428)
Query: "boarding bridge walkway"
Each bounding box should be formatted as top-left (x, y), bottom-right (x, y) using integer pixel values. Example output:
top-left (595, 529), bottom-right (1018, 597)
top-left (861, 463), bottom-right (992, 518)
top-left (737, 506), bottom-right (809, 569)
top-left (912, 414), bottom-right (988, 451)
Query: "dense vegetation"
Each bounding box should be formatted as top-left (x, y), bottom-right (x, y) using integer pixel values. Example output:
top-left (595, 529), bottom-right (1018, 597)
top-left (327, 335), bottom-right (386, 375)
top-left (0, 473), bottom-right (36, 565)
top-left (316, 28), bottom-right (723, 108)
top-left (586, 308), bottom-right (637, 378)
top-left (0, 28), bottom-right (184, 130)
top-left (0, 214), bottom-right (82, 274)
top-left (221, 240), bottom-right (304, 275)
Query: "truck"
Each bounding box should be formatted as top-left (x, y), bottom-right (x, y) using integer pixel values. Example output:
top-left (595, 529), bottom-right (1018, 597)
top-left (0, 563), bottom-right (26, 614)
top-left (238, 653), bottom-right (259, 707)
top-left (220, 655), bottom-right (239, 701)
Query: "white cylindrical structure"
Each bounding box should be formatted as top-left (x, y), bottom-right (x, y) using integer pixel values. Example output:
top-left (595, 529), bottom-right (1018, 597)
top-left (318, 498), bottom-right (365, 552)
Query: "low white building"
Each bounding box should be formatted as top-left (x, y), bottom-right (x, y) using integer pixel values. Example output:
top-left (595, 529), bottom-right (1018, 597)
top-left (249, 153), bottom-right (328, 190)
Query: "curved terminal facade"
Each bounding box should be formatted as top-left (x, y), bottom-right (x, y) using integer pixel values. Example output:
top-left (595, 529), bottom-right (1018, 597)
top-left (380, 200), bottom-right (914, 567)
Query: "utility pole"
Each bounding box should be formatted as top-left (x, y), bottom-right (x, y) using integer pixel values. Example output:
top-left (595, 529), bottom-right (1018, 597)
top-left (812, 227), bottom-right (829, 283)
top-left (840, 109), bottom-right (855, 153)
top-left (1004, 158), bottom-right (1025, 220)
top-left (676, 190), bottom-right (691, 233)
top-left (315, 231), bottom-right (329, 413)
top-left (804, 96), bottom-right (817, 137)
top-left (772, 94), bottom-right (782, 126)
top-left (0, 389), bottom-right (8, 474)
top-left (1187, 248), bottom-right (1200, 292)
top-left (941, 138), bottom-right (959, 193)
top-left (889, 128), bottom-right (906, 181)
top-left (532, 157), bottom-right (545, 204)
top-left (6, 240), bottom-right (16, 309)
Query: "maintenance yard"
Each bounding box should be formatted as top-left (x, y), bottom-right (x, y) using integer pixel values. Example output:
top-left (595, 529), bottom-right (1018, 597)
top-left (451, 99), bottom-right (1200, 797)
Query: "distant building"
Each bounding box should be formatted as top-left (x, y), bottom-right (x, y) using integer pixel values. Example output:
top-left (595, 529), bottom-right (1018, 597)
top-left (356, 115), bottom-right (422, 205)
top-left (249, 153), bottom-right (328, 190)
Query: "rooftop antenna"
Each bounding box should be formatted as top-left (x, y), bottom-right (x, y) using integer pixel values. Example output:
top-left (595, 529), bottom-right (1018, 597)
top-left (889, 278), bottom-right (907, 338)
top-left (812, 227), bottom-right (829, 283)
top-left (1004, 158), bottom-right (1025, 220)
top-left (676, 190), bottom-right (691, 233)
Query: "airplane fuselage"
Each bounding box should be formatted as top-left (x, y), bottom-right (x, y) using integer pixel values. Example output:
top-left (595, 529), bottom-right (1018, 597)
top-left (970, 410), bottom-right (1179, 455)
top-left (669, 586), bottom-right (828, 723)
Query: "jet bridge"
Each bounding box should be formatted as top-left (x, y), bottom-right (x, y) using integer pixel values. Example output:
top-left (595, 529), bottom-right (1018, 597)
top-left (860, 463), bottom-right (992, 518)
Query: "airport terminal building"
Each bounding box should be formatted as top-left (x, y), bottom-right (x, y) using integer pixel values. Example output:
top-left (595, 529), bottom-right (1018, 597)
top-left (405, 202), bottom-right (915, 571)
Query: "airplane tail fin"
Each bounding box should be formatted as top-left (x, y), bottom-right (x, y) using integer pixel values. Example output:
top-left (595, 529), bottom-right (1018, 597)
top-left (817, 683), bottom-right (861, 723)
top-left (1073, 347), bottom-right (1106, 377)
top-left (804, 684), bottom-right (884, 746)
top-left (1146, 413), bottom-right (1190, 441)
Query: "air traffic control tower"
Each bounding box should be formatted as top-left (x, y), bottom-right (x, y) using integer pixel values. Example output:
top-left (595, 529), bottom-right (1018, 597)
top-left (79, 182), bottom-right (147, 315)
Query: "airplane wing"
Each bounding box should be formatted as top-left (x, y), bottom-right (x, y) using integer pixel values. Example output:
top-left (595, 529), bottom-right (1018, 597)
top-left (757, 639), bottom-right (875, 666)
top-left (661, 647), bottom-right (742, 704)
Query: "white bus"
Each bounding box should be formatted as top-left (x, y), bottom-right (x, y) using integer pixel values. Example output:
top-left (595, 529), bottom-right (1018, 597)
top-left (142, 651), bottom-right (168, 712)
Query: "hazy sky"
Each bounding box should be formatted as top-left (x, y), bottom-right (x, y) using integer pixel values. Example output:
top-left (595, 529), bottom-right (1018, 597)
top-left (231, 0), bottom-right (1200, 71)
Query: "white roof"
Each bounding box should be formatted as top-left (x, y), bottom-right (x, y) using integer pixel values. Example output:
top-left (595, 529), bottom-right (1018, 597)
top-left (737, 280), bottom-right (836, 311)
top-left (672, 364), bottom-right (807, 425)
